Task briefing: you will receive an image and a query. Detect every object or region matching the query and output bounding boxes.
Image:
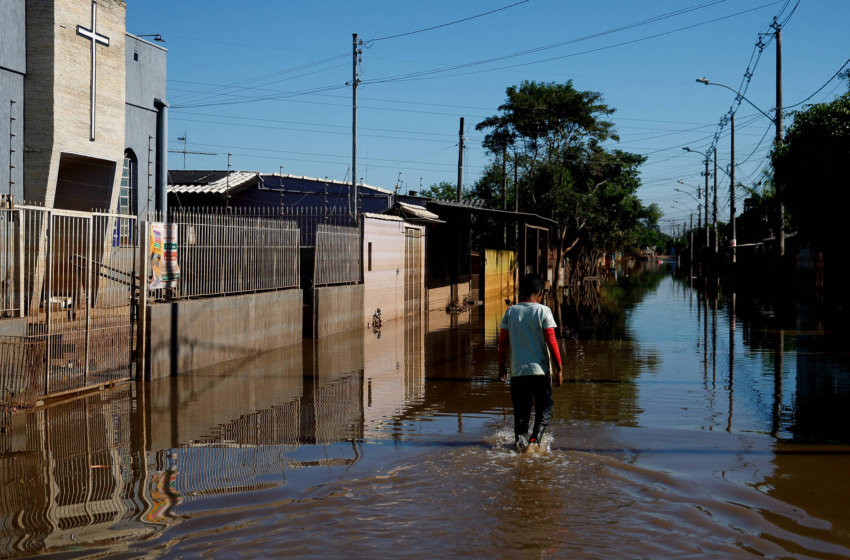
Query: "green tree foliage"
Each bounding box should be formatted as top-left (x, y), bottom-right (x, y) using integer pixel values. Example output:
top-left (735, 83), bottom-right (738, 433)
top-left (771, 76), bottom-right (850, 254)
top-left (420, 181), bottom-right (463, 201)
top-left (475, 80), bottom-right (649, 286)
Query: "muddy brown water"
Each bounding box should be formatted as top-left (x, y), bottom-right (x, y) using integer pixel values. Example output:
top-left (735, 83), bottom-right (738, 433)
top-left (2, 264), bottom-right (850, 558)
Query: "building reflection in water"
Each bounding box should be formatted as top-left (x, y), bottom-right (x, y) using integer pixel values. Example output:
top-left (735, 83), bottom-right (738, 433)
top-left (0, 312), bottom-right (430, 557)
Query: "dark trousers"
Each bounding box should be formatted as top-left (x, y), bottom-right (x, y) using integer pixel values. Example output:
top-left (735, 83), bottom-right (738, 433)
top-left (510, 375), bottom-right (554, 439)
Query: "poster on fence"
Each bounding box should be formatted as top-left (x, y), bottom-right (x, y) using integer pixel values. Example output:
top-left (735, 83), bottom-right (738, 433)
top-left (150, 222), bottom-right (180, 290)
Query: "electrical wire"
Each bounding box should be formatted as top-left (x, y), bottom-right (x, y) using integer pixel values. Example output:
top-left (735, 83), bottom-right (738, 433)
top-left (782, 58), bottom-right (850, 109)
top-left (363, 2), bottom-right (781, 85)
top-left (170, 54), bottom-right (348, 103)
top-left (367, 0), bottom-right (532, 42)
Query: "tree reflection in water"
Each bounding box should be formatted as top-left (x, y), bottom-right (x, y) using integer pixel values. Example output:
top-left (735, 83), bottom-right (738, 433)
top-left (549, 266), bottom-right (662, 428)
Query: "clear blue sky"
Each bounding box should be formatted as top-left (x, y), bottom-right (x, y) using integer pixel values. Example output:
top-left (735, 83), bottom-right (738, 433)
top-left (128, 0), bottom-right (849, 227)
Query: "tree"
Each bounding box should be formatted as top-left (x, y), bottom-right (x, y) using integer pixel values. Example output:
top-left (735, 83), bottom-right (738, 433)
top-left (476, 80), bottom-right (647, 289)
top-left (771, 74), bottom-right (850, 257)
top-left (420, 181), bottom-right (461, 201)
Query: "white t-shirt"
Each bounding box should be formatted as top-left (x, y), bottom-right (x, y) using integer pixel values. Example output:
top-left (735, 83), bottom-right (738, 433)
top-left (499, 302), bottom-right (558, 377)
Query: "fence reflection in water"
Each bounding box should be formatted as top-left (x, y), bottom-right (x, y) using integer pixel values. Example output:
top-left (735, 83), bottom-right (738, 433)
top-left (0, 318), bottom-right (430, 557)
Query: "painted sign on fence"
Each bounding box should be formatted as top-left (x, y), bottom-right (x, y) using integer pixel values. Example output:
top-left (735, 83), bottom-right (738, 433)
top-left (150, 222), bottom-right (180, 289)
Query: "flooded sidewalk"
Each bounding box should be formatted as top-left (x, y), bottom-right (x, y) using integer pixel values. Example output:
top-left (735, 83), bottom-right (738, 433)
top-left (2, 265), bottom-right (850, 558)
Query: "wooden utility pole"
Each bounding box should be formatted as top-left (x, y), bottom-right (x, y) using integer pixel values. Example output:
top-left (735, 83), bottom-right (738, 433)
top-left (731, 114), bottom-right (736, 264)
top-left (713, 148), bottom-right (718, 253)
top-left (456, 117), bottom-right (465, 202)
top-left (775, 21), bottom-right (785, 257)
top-left (502, 151), bottom-right (508, 246)
top-left (352, 33), bottom-right (361, 219)
top-left (704, 158), bottom-right (710, 249)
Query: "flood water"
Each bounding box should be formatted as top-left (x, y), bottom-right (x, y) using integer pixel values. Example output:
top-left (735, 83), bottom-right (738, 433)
top-left (3, 264), bottom-right (850, 559)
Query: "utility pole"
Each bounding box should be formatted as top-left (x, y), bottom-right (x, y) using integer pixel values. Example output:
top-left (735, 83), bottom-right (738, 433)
top-left (502, 150), bottom-right (508, 246)
top-left (226, 152), bottom-right (232, 208)
top-left (731, 113), bottom-right (736, 264)
top-left (775, 19), bottom-right (785, 258)
top-left (279, 165), bottom-right (284, 214)
top-left (352, 33), bottom-right (361, 220)
top-left (690, 213), bottom-right (694, 267)
top-left (704, 158), bottom-right (710, 249)
top-left (698, 200), bottom-right (702, 230)
top-left (514, 157), bottom-right (518, 213)
top-left (178, 132), bottom-right (187, 169)
top-left (457, 117), bottom-right (465, 203)
top-left (713, 148), bottom-right (718, 253)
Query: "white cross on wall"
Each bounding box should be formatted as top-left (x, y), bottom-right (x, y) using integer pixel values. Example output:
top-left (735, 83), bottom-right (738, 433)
top-left (77, 1), bottom-right (110, 142)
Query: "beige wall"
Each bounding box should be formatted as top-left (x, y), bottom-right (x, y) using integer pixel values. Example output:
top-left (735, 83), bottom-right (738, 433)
top-left (363, 217), bottom-right (425, 325)
top-left (363, 217), bottom-right (405, 324)
top-left (24, 0), bottom-right (126, 208)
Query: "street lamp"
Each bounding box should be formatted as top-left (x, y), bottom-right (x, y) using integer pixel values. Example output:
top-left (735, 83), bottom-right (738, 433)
top-left (697, 77), bottom-right (784, 261)
top-left (696, 78), bottom-right (775, 123)
top-left (135, 33), bottom-right (166, 42)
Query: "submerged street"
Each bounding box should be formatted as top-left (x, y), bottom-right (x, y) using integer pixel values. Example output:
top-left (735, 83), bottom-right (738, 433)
top-left (3, 263), bottom-right (850, 559)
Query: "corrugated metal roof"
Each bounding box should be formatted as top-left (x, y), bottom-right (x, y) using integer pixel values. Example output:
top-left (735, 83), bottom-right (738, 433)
top-left (169, 171), bottom-right (260, 194)
top-left (396, 201), bottom-right (441, 221)
top-left (363, 212), bottom-right (404, 222)
top-left (268, 173), bottom-right (393, 195)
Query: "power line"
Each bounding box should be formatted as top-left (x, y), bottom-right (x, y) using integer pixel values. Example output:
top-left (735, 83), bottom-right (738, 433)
top-left (782, 57), bottom-right (850, 109)
top-left (170, 111), bottom-right (485, 139)
top-left (367, 0), bottom-right (532, 42)
top-left (363, 1), bottom-right (781, 85)
top-left (170, 54), bottom-right (348, 103)
top-left (169, 116), bottom-right (462, 143)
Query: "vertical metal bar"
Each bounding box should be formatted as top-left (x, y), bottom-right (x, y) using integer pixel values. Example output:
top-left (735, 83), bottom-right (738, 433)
top-left (137, 220), bottom-right (148, 379)
top-left (44, 211), bottom-right (53, 395)
top-left (84, 216), bottom-right (92, 384)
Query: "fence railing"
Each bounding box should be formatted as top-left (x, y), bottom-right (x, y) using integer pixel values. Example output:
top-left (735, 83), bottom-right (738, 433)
top-left (20, 206), bottom-right (138, 397)
top-left (0, 208), bottom-right (21, 317)
top-left (151, 208), bottom-right (300, 301)
top-left (315, 224), bottom-right (361, 286)
top-left (0, 336), bottom-right (45, 429)
top-left (282, 206), bottom-right (356, 248)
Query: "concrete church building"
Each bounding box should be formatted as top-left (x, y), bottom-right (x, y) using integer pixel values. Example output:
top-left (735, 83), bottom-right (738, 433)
top-left (1, 0), bottom-right (168, 217)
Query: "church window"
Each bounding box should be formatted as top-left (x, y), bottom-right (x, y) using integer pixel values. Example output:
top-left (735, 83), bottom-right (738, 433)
top-left (120, 151), bottom-right (137, 216)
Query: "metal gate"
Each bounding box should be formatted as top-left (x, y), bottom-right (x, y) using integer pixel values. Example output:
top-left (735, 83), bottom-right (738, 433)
top-left (21, 206), bottom-right (138, 397)
top-left (404, 227), bottom-right (421, 316)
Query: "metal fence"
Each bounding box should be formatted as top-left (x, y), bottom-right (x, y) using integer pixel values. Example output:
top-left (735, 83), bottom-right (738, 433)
top-left (0, 336), bottom-right (45, 430)
top-left (281, 206), bottom-right (356, 248)
top-left (19, 205), bottom-right (138, 398)
top-left (314, 223), bottom-right (361, 286)
top-left (151, 208), bottom-right (300, 301)
top-left (0, 207), bottom-right (21, 318)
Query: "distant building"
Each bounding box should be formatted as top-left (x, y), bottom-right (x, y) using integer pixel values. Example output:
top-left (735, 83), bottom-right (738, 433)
top-left (168, 171), bottom-right (394, 214)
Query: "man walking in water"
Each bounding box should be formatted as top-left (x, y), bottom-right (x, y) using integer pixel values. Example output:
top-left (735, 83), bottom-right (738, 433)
top-left (498, 274), bottom-right (563, 451)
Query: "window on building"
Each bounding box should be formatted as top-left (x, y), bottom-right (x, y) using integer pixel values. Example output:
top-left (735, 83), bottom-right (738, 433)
top-left (368, 242), bottom-right (372, 272)
top-left (120, 150), bottom-right (137, 216)
top-left (119, 150), bottom-right (138, 243)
